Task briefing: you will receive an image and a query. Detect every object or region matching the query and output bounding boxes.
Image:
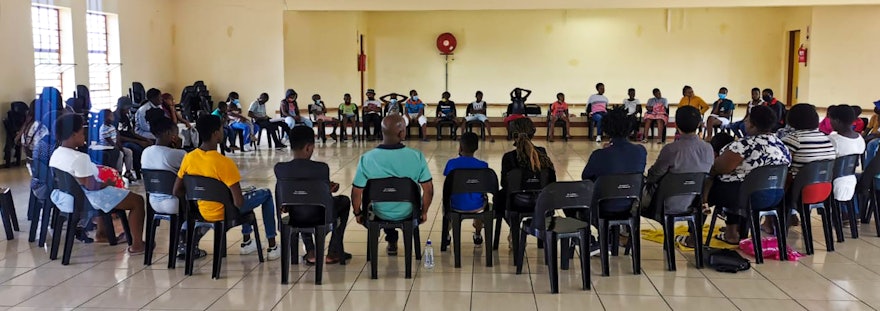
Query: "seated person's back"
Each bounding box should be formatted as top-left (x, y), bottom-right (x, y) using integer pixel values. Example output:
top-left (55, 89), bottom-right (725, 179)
top-left (781, 104), bottom-right (836, 177)
top-left (353, 132), bottom-right (431, 221)
top-left (142, 118), bottom-right (187, 214)
top-left (444, 133), bottom-right (489, 212)
top-left (581, 107), bottom-right (647, 212)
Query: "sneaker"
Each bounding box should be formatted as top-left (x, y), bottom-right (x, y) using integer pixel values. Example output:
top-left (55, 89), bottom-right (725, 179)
top-left (386, 243), bottom-right (398, 256)
top-left (176, 247), bottom-right (208, 260)
top-left (75, 228), bottom-right (94, 244)
top-left (266, 246), bottom-right (280, 261)
top-left (473, 232), bottom-right (484, 245)
top-left (274, 144), bottom-right (288, 150)
top-left (589, 237), bottom-right (601, 257)
top-left (243, 145), bottom-right (254, 152)
top-left (240, 239), bottom-right (258, 255)
top-left (595, 135), bottom-right (602, 142)
top-left (282, 137), bottom-right (289, 145)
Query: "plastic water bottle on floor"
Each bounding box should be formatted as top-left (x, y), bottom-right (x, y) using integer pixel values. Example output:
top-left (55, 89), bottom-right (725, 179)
top-left (424, 240), bottom-right (435, 270)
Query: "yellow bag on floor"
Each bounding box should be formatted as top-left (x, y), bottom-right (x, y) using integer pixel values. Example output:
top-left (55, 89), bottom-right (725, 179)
top-left (641, 225), bottom-right (739, 250)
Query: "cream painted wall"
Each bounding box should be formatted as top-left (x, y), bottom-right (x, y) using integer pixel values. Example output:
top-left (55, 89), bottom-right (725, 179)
top-left (173, 0), bottom-right (285, 108)
top-left (0, 0), bottom-right (38, 108)
top-left (116, 0), bottom-right (175, 93)
top-left (322, 8), bottom-right (792, 105)
top-left (808, 6), bottom-right (880, 108)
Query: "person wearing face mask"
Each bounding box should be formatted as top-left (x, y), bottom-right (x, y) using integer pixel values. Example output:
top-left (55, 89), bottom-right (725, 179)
top-left (404, 90), bottom-right (429, 141)
top-left (280, 89), bottom-right (314, 131)
top-left (248, 93), bottom-right (289, 149)
top-left (705, 87), bottom-right (735, 141)
top-left (309, 94), bottom-right (339, 143)
top-left (761, 88), bottom-right (787, 132)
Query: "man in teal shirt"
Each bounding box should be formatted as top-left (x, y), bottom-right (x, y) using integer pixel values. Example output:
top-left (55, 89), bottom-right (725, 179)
top-left (352, 114), bottom-right (434, 256)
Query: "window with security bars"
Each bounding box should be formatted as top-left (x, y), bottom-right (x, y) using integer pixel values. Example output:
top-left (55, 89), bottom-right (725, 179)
top-left (87, 13), bottom-right (112, 109)
top-left (32, 5), bottom-right (63, 96)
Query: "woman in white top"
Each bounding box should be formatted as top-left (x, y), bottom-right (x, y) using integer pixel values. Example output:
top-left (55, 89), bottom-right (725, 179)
top-left (827, 105), bottom-right (867, 223)
top-left (49, 113), bottom-right (147, 254)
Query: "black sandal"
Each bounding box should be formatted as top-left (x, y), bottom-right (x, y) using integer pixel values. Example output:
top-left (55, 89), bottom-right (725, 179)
top-left (714, 232), bottom-right (739, 245)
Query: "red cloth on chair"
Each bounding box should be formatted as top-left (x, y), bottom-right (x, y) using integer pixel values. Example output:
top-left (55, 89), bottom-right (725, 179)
top-left (801, 183), bottom-right (832, 204)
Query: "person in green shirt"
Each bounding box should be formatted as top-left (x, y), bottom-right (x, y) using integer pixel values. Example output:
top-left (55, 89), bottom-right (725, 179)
top-left (351, 114), bottom-right (434, 256)
top-left (339, 94), bottom-right (359, 141)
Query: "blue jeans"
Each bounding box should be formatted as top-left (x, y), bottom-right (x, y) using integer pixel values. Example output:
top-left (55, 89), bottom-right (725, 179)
top-left (240, 188), bottom-right (277, 239)
top-left (866, 138), bottom-right (880, 166)
top-left (592, 112), bottom-right (605, 136)
top-left (230, 122), bottom-right (252, 145)
top-left (729, 120), bottom-right (747, 138)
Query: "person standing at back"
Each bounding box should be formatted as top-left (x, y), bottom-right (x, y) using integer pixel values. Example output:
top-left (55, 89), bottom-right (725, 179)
top-left (351, 114), bottom-right (434, 256)
top-left (588, 83), bottom-right (610, 142)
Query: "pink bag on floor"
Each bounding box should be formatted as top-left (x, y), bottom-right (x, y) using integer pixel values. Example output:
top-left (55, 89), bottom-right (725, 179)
top-left (739, 236), bottom-right (806, 261)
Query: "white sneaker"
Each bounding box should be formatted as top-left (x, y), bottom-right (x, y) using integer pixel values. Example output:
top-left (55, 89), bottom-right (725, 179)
top-left (243, 145), bottom-right (254, 152)
top-left (595, 135), bottom-right (602, 142)
top-left (240, 239), bottom-right (258, 255)
top-left (282, 137), bottom-right (289, 145)
top-left (266, 246), bottom-right (280, 261)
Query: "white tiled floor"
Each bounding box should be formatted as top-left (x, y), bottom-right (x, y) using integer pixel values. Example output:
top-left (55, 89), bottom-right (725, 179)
top-left (1, 138), bottom-right (880, 310)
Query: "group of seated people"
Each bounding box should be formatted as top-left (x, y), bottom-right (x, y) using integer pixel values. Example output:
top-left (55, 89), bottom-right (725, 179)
top-left (24, 82), bottom-right (879, 276)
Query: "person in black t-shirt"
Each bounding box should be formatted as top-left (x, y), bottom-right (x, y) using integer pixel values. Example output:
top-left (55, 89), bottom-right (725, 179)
top-left (436, 91), bottom-right (458, 140)
top-left (274, 126), bottom-right (351, 265)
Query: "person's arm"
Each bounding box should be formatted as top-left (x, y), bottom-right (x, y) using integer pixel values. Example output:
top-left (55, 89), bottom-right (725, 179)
top-left (710, 150), bottom-right (744, 176)
top-left (521, 89), bottom-right (532, 100)
top-left (135, 107), bottom-right (149, 134)
top-left (228, 182), bottom-right (245, 208)
top-left (177, 112), bottom-right (192, 128)
top-left (419, 181), bottom-right (434, 223)
top-left (581, 152), bottom-right (601, 181)
top-left (435, 104), bottom-right (442, 118)
top-left (398, 94), bottom-right (409, 103)
top-left (352, 187), bottom-right (364, 223)
top-left (280, 102), bottom-right (290, 117)
top-left (646, 147), bottom-right (673, 184)
top-left (77, 175), bottom-right (111, 191)
top-left (379, 94), bottom-right (391, 103)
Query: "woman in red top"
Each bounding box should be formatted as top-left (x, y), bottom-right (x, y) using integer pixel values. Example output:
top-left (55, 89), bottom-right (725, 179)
top-left (548, 93), bottom-right (571, 142)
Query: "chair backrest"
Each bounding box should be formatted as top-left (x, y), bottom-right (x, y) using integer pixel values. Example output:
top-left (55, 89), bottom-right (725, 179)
top-left (443, 168), bottom-right (499, 211)
top-left (789, 160), bottom-right (834, 205)
top-left (858, 152), bottom-right (880, 194)
top-left (182, 175), bottom-right (239, 221)
top-left (142, 169), bottom-right (178, 196)
top-left (738, 164), bottom-right (788, 210)
top-left (275, 179), bottom-right (334, 227)
top-left (525, 104), bottom-right (541, 116)
top-left (593, 173), bottom-right (644, 207)
top-left (533, 181), bottom-right (595, 232)
top-left (833, 154), bottom-right (860, 179)
top-left (507, 168), bottom-right (551, 194)
top-left (51, 168), bottom-right (90, 212)
top-left (655, 172), bottom-right (707, 216)
top-left (73, 85), bottom-right (91, 114)
top-left (364, 177), bottom-right (421, 220)
top-left (130, 82), bottom-right (146, 105)
top-left (37, 87), bottom-right (63, 120)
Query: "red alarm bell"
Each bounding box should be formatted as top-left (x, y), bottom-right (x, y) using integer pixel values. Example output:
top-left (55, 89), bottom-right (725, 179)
top-left (436, 33), bottom-right (457, 55)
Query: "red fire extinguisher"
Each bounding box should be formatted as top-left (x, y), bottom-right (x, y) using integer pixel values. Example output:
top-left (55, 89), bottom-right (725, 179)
top-left (798, 44), bottom-right (807, 66)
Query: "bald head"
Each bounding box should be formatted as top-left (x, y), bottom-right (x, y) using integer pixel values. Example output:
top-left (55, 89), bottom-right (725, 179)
top-left (381, 114), bottom-right (406, 144)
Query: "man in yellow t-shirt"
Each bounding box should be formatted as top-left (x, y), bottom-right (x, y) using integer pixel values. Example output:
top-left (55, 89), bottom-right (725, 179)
top-left (173, 114), bottom-right (280, 261)
top-left (678, 85), bottom-right (709, 115)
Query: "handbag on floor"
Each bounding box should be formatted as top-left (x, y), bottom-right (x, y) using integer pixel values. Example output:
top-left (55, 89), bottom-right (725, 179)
top-left (703, 248), bottom-right (750, 273)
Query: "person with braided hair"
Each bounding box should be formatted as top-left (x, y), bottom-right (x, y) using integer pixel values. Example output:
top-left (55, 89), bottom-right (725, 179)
top-left (494, 118), bottom-right (556, 247)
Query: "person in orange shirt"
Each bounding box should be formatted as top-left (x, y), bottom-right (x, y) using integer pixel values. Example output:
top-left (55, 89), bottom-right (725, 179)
top-left (548, 93), bottom-right (571, 142)
top-left (678, 85), bottom-right (709, 115)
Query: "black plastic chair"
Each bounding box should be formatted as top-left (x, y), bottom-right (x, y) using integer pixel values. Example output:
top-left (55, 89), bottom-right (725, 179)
top-left (182, 175), bottom-right (264, 279)
top-left (142, 169), bottom-right (183, 268)
top-left (832, 154), bottom-right (860, 240)
top-left (50, 169), bottom-right (133, 265)
top-left (0, 187), bottom-right (20, 240)
top-left (790, 160), bottom-right (835, 254)
top-left (276, 179), bottom-right (339, 285)
top-left (493, 169), bottom-right (553, 258)
top-left (463, 103), bottom-right (486, 140)
top-left (594, 173), bottom-right (644, 276)
top-left (654, 173), bottom-right (707, 271)
top-left (706, 165), bottom-right (788, 264)
top-left (855, 152), bottom-right (880, 237)
top-left (435, 118), bottom-right (458, 141)
top-left (28, 155), bottom-right (54, 247)
top-left (363, 177), bottom-right (423, 279)
top-left (406, 120), bottom-right (425, 141)
top-left (440, 169), bottom-right (499, 268)
top-left (518, 181), bottom-right (594, 293)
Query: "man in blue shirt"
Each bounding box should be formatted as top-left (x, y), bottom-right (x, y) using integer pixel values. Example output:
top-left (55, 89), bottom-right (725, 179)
top-left (352, 114), bottom-right (434, 255)
top-left (443, 132), bottom-right (489, 244)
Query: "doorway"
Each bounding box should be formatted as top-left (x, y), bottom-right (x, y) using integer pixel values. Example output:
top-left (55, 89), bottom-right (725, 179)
top-left (786, 30), bottom-right (801, 106)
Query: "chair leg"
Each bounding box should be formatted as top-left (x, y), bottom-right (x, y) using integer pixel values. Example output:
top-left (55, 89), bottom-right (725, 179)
top-left (144, 213), bottom-right (157, 266)
top-left (62, 212), bottom-right (79, 265)
top-left (578, 231), bottom-right (590, 290)
top-left (546, 231), bottom-right (559, 294)
top-left (560, 237), bottom-right (571, 271)
top-left (775, 209), bottom-right (789, 261)
top-left (749, 210), bottom-right (764, 264)
top-left (820, 206), bottom-right (835, 252)
top-left (705, 208), bottom-right (720, 247)
top-left (168, 215), bottom-right (179, 269)
top-left (0, 198), bottom-right (13, 240)
top-left (212, 223), bottom-right (224, 279)
top-left (692, 213), bottom-right (705, 269)
top-left (830, 199), bottom-right (845, 243)
top-left (515, 225), bottom-right (527, 274)
top-left (292, 232), bottom-right (300, 265)
top-left (599, 219), bottom-right (610, 276)
top-left (49, 213), bottom-right (65, 260)
top-left (314, 228), bottom-right (326, 285)
top-left (451, 214), bottom-right (462, 268)
top-left (630, 218), bottom-right (641, 275)
top-left (403, 222), bottom-right (414, 279)
top-left (184, 216), bottom-right (196, 276)
top-left (38, 201), bottom-right (52, 247)
top-left (252, 219), bottom-right (265, 263)
top-left (509, 212), bottom-right (522, 266)
top-left (440, 213), bottom-right (450, 252)
top-left (493, 213), bottom-right (502, 250)
top-left (28, 193), bottom-right (38, 243)
top-left (664, 216), bottom-right (676, 271)
top-left (369, 224), bottom-right (379, 279)
top-left (117, 210), bottom-right (132, 246)
top-left (413, 228), bottom-right (422, 261)
top-left (101, 213), bottom-right (118, 246)
top-left (801, 205), bottom-right (814, 255)
top-left (846, 200), bottom-right (859, 239)
top-left (483, 212), bottom-right (494, 267)
top-left (281, 227), bottom-right (291, 284)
